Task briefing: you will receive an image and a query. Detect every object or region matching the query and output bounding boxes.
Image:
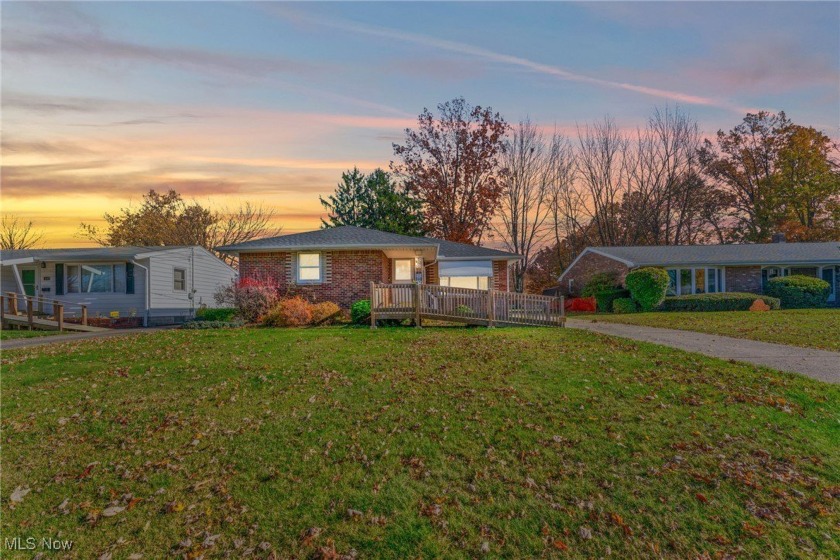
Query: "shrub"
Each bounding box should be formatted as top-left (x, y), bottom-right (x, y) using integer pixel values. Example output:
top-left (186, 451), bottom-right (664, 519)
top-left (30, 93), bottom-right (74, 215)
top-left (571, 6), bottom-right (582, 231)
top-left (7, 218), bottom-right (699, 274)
top-left (625, 267), bottom-right (670, 311)
top-left (311, 301), bottom-right (342, 325)
top-left (351, 299), bottom-right (371, 325)
top-left (214, 277), bottom-right (279, 323)
top-left (456, 304), bottom-right (473, 314)
top-left (181, 320), bottom-right (244, 329)
top-left (659, 292), bottom-right (781, 312)
top-left (612, 298), bottom-right (638, 314)
top-left (567, 297), bottom-right (596, 312)
top-left (765, 275), bottom-right (830, 308)
top-left (582, 272), bottom-right (619, 297)
top-left (263, 297), bottom-right (313, 327)
top-left (195, 307), bottom-right (238, 322)
top-left (595, 289), bottom-right (630, 313)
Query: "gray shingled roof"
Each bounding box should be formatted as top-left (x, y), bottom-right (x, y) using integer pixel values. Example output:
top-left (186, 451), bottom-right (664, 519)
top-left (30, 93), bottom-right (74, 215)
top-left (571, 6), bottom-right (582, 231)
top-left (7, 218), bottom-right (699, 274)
top-left (0, 246), bottom-right (187, 263)
top-left (217, 226), bottom-right (521, 260)
top-left (589, 242), bottom-right (840, 267)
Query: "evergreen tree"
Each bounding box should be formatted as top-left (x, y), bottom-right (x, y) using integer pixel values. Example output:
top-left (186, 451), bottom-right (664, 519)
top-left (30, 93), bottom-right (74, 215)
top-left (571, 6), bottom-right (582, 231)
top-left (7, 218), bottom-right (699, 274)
top-left (320, 168), bottom-right (425, 236)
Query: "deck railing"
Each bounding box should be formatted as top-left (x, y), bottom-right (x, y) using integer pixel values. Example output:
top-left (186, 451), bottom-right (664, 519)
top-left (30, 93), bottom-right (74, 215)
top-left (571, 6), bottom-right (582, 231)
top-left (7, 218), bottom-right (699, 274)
top-left (370, 282), bottom-right (564, 328)
top-left (1, 292), bottom-right (90, 331)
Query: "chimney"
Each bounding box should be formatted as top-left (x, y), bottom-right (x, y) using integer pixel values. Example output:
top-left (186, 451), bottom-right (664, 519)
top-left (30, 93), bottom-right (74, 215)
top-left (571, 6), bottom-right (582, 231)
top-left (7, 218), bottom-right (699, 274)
top-left (771, 232), bottom-right (786, 243)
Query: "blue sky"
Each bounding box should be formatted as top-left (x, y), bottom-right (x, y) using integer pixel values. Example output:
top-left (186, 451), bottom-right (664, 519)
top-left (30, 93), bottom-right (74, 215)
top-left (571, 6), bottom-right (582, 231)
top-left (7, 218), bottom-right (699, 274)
top-left (2, 1), bottom-right (838, 244)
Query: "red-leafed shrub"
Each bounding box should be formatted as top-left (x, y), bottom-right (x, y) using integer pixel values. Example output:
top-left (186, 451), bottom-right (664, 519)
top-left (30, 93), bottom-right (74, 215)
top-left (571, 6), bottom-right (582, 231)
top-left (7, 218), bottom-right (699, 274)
top-left (567, 297), bottom-right (597, 312)
top-left (214, 276), bottom-right (279, 323)
top-left (263, 297), bottom-right (313, 327)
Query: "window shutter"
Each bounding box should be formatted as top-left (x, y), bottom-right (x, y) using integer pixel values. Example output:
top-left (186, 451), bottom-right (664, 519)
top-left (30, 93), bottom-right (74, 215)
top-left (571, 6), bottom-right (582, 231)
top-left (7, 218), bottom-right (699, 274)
top-left (55, 264), bottom-right (64, 296)
top-left (126, 262), bottom-right (135, 294)
top-left (286, 253), bottom-right (295, 284)
top-left (324, 252), bottom-right (332, 283)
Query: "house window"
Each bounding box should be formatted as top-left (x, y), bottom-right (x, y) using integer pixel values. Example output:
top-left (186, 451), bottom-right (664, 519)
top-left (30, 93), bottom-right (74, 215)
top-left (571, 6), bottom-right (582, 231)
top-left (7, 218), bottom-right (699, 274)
top-left (440, 276), bottom-right (490, 290)
top-left (666, 267), bottom-right (721, 295)
top-left (174, 268), bottom-right (186, 291)
top-left (394, 259), bottom-right (414, 282)
top-left (761, 267), bottom-right (789, 291)
top-left (666, 269), bottom-right (678, 296)
top-left (297, 253), bottom-right (322, 282)
top-left (66, 264), bottom-right (126, 293)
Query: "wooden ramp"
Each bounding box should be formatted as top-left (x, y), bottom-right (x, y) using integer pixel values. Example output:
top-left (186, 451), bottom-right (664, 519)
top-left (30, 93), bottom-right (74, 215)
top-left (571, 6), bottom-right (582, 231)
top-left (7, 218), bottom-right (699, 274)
top-left (1, 293), bottom-right (107, 333)
top-left (370, 283), bottom-right (565, 328)
top-left (1, 313), bottom-right (106, 332)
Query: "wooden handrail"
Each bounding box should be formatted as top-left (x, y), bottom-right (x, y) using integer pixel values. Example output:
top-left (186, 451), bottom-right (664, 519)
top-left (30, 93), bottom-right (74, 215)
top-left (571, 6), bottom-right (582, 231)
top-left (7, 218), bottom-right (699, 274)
top-left (5, 291), bottom-right (88, 325)
top-left (370, 283), bottom-right (565, 327)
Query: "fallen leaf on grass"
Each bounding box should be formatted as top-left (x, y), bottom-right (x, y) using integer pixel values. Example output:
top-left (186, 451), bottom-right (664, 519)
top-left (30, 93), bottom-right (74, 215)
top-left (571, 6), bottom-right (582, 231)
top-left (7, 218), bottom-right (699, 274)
top-left (10, 485), bottom-right (30, 504)
top-left (101, 506), bottom-right (125, 517)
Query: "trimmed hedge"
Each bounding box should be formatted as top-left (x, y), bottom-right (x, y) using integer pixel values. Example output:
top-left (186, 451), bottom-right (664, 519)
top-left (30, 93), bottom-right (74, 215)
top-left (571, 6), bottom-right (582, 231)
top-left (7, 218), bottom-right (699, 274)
top-left (625, 267), bottom-right (670, 311)
top-left (582, 272), bottom-right (619, 298)
top-left (659, 292), bottom-right (780, 312)
top-left (595, 289), bottom-right (630, 313)
top-left (181, 320), bottom-right (244, 329)
top-left (765, 275), bottom-right (830, 308)
top-left (195, 307), bottom-right (238, 322)
top-left (612, 298), bottom-right (638, 314)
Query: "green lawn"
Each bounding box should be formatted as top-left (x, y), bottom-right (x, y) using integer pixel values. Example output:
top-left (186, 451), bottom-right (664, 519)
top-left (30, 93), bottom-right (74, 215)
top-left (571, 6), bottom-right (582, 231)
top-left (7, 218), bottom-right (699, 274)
top-left (0, 328), bottom-right (63, 341)
top-left (585, 308), bottom-right (840, 351)
top-left (2, 327), bottom-right (838, 559)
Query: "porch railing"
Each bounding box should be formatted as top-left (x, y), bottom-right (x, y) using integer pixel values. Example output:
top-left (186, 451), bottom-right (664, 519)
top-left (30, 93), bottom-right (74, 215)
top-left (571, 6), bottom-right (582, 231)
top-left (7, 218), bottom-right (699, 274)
top-left (370, 283), bottom-right (564, 328)
top-left (1, 292), bottom-right (90, 331)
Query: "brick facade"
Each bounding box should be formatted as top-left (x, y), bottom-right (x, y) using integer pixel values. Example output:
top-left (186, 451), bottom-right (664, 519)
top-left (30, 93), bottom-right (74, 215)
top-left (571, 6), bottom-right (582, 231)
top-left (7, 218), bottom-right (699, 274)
top-left (239, 250), bottom-right (513, 308)
top-left (558, 252), bottom-right (630, 296)
top-left (492, 260), bottom-right (509, 291)
top-left (724, 266), bottom-right (762, 293)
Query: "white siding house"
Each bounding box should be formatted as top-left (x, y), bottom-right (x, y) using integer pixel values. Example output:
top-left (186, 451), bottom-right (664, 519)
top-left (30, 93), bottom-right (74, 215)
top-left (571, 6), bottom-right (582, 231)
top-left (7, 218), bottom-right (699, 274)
top-left (0, 246), bottom-right (237, 326)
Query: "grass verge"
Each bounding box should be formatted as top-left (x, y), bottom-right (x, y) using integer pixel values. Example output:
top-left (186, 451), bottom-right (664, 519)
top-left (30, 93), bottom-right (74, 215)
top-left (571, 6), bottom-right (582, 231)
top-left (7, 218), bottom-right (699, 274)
top-left (2, 327), bottom-right (837, 559)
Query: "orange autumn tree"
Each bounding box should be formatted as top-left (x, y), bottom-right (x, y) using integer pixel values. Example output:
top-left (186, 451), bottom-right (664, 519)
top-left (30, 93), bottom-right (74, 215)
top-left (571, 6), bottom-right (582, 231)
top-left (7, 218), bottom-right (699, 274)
top-left (392, 98), bottom-right (509, 244)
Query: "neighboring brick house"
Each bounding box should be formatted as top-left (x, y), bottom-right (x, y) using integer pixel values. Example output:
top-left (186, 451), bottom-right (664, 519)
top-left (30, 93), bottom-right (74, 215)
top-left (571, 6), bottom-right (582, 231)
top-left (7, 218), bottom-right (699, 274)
top-left (554, 239), bottom-right (840, 306)
top-left (219, 226), bottom-right (520, 308)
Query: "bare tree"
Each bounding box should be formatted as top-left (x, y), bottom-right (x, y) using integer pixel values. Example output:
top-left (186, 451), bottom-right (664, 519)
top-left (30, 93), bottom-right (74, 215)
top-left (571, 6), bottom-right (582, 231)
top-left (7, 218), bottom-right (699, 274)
top-left (209, 202), bottom-right (283, 265)
top-left (546, 134), bottom-right (583, 270)
top-left (0, 215), bottom-right (44, 250)
top-left (576, 117), bottom-right (631, 246)
top-left (492, 120), bottom-right (554, 292)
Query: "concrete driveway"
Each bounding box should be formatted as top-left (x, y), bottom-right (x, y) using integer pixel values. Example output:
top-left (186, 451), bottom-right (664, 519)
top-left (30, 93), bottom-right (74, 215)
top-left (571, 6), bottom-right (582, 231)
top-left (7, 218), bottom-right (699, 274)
top-left (566, 318), bottom-right (840, 384)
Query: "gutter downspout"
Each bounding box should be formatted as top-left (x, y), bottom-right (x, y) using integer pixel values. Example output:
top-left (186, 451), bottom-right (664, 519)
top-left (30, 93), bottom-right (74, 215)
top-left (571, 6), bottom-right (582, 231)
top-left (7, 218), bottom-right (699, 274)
top-left (11, 263), bottom-right (25, 294)
top-left (131, 260), bottom-right (150, 327)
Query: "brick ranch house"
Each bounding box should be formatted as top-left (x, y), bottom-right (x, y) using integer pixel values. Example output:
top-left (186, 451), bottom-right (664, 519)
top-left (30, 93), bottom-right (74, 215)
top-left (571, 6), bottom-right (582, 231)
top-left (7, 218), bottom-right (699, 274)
top-left (218, 226), bottom-right (522, 308)
top-left (555, 238), bottom-right (840, 306)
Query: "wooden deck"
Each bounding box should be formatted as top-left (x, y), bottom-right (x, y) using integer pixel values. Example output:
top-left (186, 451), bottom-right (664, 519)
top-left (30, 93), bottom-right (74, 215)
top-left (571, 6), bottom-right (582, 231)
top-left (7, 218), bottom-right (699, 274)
top-left (370, 283), bottom-right (565, 328)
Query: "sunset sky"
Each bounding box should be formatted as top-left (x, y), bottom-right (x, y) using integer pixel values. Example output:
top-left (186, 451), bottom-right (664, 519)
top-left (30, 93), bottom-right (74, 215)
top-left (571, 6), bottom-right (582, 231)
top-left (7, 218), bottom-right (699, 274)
top-left (2, 1), bottom-right (838, 247)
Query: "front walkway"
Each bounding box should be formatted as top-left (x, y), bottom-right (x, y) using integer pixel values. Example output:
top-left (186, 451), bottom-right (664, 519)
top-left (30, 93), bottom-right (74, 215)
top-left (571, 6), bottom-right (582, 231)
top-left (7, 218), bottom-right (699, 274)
top-left (566, 318), bottom-right (840, 384)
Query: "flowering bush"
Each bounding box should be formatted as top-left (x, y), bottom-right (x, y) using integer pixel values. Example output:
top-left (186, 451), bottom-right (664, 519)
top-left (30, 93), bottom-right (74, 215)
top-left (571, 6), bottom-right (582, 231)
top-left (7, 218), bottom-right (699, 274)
top-left (263, 297), bottom-right (313, 327)
top-left (310, 301), bottom-right (342, 325)
top-left (214, 277), bottom-right (279, 323)
top-left (567, 297), bottom-right (596, 312)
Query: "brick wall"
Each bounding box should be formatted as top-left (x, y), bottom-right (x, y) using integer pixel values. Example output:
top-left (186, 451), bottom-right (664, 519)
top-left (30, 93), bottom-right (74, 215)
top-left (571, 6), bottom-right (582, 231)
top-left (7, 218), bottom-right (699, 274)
top-left (492, 260), bottom-right (509, 291)
top-left (239, 250), bottom-right (389, 308)
top-left (724, 266), bottom-right (761, 294)
top-left (558, 252), bottom-right (629, 296)
top-left (425, 262), bottom-right (439, 285)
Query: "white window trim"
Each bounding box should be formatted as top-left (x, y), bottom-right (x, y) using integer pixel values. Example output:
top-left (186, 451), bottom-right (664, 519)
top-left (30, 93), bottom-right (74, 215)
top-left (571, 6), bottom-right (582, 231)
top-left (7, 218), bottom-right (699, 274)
top-left (666, 267), bottom-right (723, 296)
top-left (173, 268), bottom-right (187, 292)
top-left (297, 252), bottom-right (323, 284)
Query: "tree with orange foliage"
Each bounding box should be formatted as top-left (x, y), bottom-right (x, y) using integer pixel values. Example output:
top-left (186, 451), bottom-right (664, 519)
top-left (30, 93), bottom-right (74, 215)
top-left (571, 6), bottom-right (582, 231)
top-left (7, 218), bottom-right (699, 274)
top-left (392, 98), bottom-right (509, 244)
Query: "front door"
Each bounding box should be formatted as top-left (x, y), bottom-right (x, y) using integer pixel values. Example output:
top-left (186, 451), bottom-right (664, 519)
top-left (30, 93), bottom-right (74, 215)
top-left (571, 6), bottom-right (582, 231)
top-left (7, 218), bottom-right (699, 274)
top-left (822, 267), bottom-right (836, 302)
top-left (21, 268), bottom-right (37, 297)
